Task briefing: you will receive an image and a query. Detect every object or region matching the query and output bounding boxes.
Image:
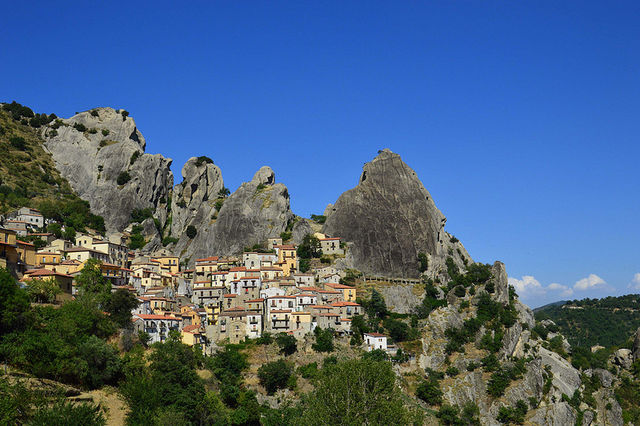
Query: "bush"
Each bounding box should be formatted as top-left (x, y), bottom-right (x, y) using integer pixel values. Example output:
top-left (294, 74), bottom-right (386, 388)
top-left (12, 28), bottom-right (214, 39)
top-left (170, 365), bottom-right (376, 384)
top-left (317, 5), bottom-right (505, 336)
top-left (129, 151), bottom-right (140, 165)
top-left (310, 214), bottom-right (326, 224)
top-left (312, 327), bottom-right (334, 352)
top-left (276, 333), bottom-right (297, 356)
top-left (497, 400), bottom-right (528, 424)
top-left (299, 362), bottom-right (319, 379)
top-left (130, 208), bottom-right (153, 223)
top-left (194, 156), bottom-right (213, 167)
top-left (416, 377), bottom-right (443, 405)
top-left (73, 122), bottom-right (87, 132)
top-left (186, 225), bottom-right (197, 239)
top-left (120, 110), bottom-right (129, 120)
top-left (117, 171), bottom-right (131, 185)
top-left (418, 252), bottom-right (428, 272)
top-left (383, 318), bottom-right (410, 342)
top-left (214, 199), bottom-right (224, 211)
top-left (258, 360), bottom-right (293, 395)
top-left (280, 231), bottom-right (292, 241)
top-left (9, 136), bottom-right (27, 150)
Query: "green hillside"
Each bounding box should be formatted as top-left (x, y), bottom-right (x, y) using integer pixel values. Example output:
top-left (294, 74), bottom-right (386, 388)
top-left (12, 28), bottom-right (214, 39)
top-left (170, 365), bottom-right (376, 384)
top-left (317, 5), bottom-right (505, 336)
top-left (0, 101), bottom-right (105, 234)
top-left (535, 294), bottom-right (640, 348)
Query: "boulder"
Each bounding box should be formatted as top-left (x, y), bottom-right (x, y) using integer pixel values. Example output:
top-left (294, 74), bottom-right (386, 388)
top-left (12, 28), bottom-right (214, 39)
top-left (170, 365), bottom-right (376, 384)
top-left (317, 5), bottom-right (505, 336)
top-left (613, 349), bottom-right (633, 369)
top-left (593, 368), bottom-right (614, 388)
top-left (538, 347), bottom-right (581, 398)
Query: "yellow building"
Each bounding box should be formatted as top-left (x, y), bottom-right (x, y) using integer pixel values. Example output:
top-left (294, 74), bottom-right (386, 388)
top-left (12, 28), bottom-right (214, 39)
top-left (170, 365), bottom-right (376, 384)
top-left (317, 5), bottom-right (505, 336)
top-left (181, 324), bottom-right (206, 349)
top-left (323, 282), bottom-right (357, 302)
top-left (16, 240), bottom-right (36, 269)
top-left (152, 256), bottom-right (180, 274)
top-left (274, 245), bottom-right (297, 276)
top-left (23, 269), bottom-right (73, 301)
top-left (36, 251), bottom-right (62, 268)
top-left (0, 228), bottom-right (19, 270)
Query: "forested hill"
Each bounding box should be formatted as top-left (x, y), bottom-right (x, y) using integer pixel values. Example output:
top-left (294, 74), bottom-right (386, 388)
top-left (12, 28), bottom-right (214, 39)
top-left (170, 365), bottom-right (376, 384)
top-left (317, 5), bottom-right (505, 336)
top-left (535, 294), bottom-right (640, 348)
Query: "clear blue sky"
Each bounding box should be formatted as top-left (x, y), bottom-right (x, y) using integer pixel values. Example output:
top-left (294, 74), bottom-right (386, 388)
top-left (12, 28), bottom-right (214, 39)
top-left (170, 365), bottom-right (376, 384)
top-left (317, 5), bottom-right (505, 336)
top-left (2, 1), bottom-right (638, 307)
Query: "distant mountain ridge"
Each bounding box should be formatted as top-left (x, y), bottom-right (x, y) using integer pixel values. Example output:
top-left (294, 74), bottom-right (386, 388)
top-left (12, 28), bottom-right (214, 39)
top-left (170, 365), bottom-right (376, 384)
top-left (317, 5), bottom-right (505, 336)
top-left (535, 294), bottom-right (640, 348)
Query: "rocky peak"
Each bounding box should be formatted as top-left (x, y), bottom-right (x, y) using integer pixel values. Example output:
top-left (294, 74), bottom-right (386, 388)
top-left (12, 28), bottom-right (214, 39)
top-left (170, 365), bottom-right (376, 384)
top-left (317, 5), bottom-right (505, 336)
top-left (43, 108), bottom-right (173, 233)
top-left (251, 166), bottom-right (275, 186)
top-left (323, 149), bottom-right (448, 277)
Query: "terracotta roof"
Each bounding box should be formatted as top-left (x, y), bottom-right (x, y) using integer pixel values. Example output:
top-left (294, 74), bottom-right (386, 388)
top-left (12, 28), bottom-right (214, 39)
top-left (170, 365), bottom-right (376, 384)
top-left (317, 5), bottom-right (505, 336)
top-left (196, 256), bottom-right (219, 262)
top-left (319, 237), bottom-right (340, 241)
top-left (136, 314), bottom-right (180, 321)
top-left (223, 294), bottom-right (237, 298)
top-left (16, 240), bottom-right (34, 246)
top-left (365, 332), bottom-right (387, 337)
top-left (25, 268), bottom-right (72, 278)
top-left (182, 324), bottom-right (202, 333)
top-left (330, 301), bottom-right (361, 307)
top-left (245, 298), bottom-right (264, 303)
top-left (324, 283), bottom-right (354, 289)
top-left (270, 309), bottom-right (292, 313)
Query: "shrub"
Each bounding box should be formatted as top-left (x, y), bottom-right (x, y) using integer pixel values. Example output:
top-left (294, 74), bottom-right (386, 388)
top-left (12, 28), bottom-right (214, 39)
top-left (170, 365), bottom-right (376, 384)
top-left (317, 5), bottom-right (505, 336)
top-left (280, 231), bottom-right (292, 241)
top-left (101, 129), bottom-right (109, 136)
top-left (117, 171), bottom-right (131, 185)
top-left (218, 187), bottom-right (230, 197)
top-left (90, 109), bottom-right (99, 117)
top-left (129, 151), bottom-right (140, 165)
top-left (162, 236), bottom-right (178, 246)
top-left (256, 332), bottom-right (273, 345)
top-left (130, 208), bottom-right (153, 223)
top-left (258, 360), bottom-right (293, 395)
top-left (9, 136), bottom-right (26, 150)
top-left (383, 318), bottom-right (410, 342)
top-left (299, 362), bottom-right (319, 379)
top-left (416, 377), bottom-right (443, 405)
top-left (73, 122), bottom-right (87, 132)
top-left (214, 199), bottom-right (224, 211)
top-left (446, 366), bottom-right (460, 377)
top-left (121, 110), bottom-right (129, 121)
top-left (276, 333), bottom-right (297, 356)
top-left (88, 128), bottom-right (98, 134)
top-left (310, 214), bottom-right (326, 224)
top-left (194, 156), bottom-right (213, 167)
top-left (418, 252), bottom-right (428, 272)
top-left (454, 286), bottom-right (466, 297)
top-left (186, 225), bottom-right (197, 239)
top-left (497, 400), bottom-right (528, 424)
top-left (312, 327), bottom-right (334, 352)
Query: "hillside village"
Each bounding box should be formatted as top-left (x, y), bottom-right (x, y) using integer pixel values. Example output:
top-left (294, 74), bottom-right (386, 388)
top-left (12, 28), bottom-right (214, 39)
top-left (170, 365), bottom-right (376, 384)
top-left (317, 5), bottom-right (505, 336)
top-left (0, 209), bottom-right (392, 354)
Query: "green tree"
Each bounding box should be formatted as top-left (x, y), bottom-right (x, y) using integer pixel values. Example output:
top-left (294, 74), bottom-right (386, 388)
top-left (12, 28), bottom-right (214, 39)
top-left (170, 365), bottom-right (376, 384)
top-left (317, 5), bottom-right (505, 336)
top-left (276, 333), bottom-right (297, 356)
top-left (297, 234), bottom-right (321, 259)
top-left (0, 268), bottom-right (30, 335)
top-left (62, 226), bottom-right (76, 241)
top-left (312, 327), bottom-right (334, 352)
top-left (25, 277), bottom-right (61, 303)
top-left (46, 222), bottom-right (63, 238)
top-left (105, 289), bottom-right (139, 328)
top-left (186, 225), bottom-right (197, 239)
top-left (365, 289), bottom-right (388, 319)
top-left (75, 259), bottom-right (111, 305)
top-left (258, 359), bottom-right (294, 395)
top-left (416, 376), bottom-right (443, 405)
top-left (299, 358), bottom-right (417, 425)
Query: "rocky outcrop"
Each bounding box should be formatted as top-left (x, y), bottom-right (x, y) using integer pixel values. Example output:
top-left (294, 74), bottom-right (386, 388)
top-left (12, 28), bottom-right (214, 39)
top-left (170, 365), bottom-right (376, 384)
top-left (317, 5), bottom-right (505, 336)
top-left (633, 327), bottom-right (640, 361)
top-left (322, 149), bottom-right (448, 278)
top-left (491, 261), bottom-right (510, 304)
top-left (168, 157), bottom-right (224, 261)
top-left (169, 166), bottom-right (294, 263)
top-left (612, 349), bottom-right (633, 369)
top-left (378, 285), bottom-right (422, 314)
top-left (43, 108), bottom-right (173, 233)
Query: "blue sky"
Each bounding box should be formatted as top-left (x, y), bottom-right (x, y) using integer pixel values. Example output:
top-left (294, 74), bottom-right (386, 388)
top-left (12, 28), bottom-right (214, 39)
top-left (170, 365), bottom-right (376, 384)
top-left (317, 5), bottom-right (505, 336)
top-left (2, 1), bottom-right (638, 307)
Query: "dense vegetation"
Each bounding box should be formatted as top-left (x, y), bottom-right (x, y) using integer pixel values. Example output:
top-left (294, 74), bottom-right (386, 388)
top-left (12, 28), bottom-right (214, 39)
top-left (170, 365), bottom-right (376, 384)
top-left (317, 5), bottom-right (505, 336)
top-left (535, 295), bottom-right (640, 348)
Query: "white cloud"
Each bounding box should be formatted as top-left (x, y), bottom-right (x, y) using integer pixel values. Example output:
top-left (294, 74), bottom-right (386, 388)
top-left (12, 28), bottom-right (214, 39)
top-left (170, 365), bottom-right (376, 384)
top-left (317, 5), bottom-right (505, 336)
top-left (629, 273), bottom-right (640, 290)
top-left (548, 283), bottom-right (574, 297)
top-left (573, 274), bottom-right (607, 291)
top-left (508, 276), bottom-right (545, 297)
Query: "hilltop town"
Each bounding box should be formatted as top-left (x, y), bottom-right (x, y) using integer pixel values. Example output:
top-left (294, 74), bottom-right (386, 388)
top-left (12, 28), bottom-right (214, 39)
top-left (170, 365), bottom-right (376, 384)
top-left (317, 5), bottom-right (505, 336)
top-left (0, 210), bottom-right (382, 353)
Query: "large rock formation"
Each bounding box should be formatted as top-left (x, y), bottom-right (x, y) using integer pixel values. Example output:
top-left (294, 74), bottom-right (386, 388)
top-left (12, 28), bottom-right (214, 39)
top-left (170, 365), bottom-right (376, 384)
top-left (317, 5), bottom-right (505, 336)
top-left (42, 108), bottom-right (173, 233)
top-left (169, 165), bottom-right (294, 263)
top-left (323, 149), bottom-right (455, 278)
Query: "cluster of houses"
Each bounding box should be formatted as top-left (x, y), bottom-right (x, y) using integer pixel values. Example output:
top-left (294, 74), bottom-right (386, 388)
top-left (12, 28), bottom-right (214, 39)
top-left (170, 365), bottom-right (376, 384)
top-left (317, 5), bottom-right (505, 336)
top-left (0, 215), bottom-right (392, 353)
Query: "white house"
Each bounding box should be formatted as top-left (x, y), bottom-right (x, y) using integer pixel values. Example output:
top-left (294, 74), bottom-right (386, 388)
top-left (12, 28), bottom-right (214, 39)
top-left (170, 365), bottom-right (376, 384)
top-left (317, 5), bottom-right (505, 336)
top-left (15, 207), bottom-right (44, 229)
top-left (364, 332), bottom-right (388, 351)
top-left (134, 314), bottom-right (181, 344)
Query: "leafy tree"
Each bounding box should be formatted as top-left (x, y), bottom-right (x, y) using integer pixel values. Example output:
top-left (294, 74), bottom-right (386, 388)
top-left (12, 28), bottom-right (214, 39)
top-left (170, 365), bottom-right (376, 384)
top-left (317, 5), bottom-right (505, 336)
top-left (365, 289), bottom-right (388, 319)
top-left (129, 151), bottom-right (140, 165)
top-left (362, 349), bottom-right (388, 362)
top-left (218, 187), bottom-right (230, 197)
top-left (130, 207), bottom-right (153, 223)
top-left (416, 376), bottom-right (443, 405)
top-left (299, 358), bottom-right (418, 425)
top-left (105, 289), bottom-right (139, 328)
top-left (312, 327), bottom-right (334, 352)
top-left (24, 277), bottom-right (61, 303)
top-left (186, 225), bottom-right (197, 239)
top-left (0, 268), bottom-right (30, 335)
top-left (383, 317), bottom-right (410, 342)
top-left (62, 225), bottom-right (76, 241)
top-left (75, 259), bottom-right (111, 305)
top-left (297, 234), bottom-right (321, 259)
top-left (47, 222), bottom-right (63, 238)
top-left (258, 359), bottom-right (294, 395)
top-left (276, 333), bottom-right (297, 355)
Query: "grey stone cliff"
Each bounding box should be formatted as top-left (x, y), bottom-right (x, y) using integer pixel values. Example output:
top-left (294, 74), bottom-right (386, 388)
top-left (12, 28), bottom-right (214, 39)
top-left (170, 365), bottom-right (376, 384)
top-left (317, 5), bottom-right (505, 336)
top-left (322, 149), bottom-right (449, 278)
top-left (42, 108), bottom-right (173, 233)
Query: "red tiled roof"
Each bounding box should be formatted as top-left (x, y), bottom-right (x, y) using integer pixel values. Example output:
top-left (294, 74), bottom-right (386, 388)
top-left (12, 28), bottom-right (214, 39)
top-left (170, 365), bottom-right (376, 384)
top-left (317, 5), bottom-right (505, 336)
top-left (196, 256), bottom-right (219, 262)
top-left (223, 294), bottom-right (237, 298)
top-left (324, 283), bottom-right (354, 289)
top-left (16, 240), bottom-right (34, 246)
top-left (182, 324), bottom-right (202, 333)
top-left (136, 314), bottom-right (180, 321)
top-left (365, 332), bottom-right (387, 337)
top-left (25, 268), bottom-right (72, 278)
